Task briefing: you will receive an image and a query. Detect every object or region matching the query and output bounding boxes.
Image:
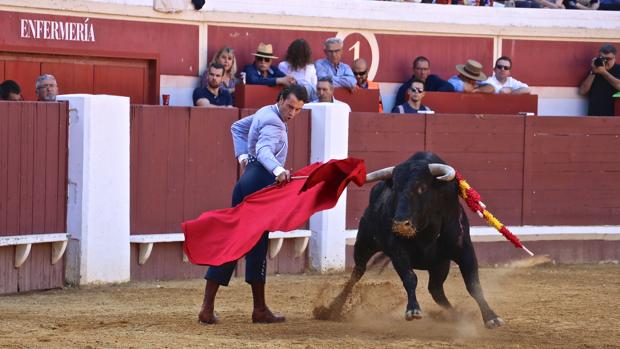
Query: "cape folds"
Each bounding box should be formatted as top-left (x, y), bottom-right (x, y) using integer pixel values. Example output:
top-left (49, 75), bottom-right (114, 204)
top-left (182, 158), bottom-right (366, 266)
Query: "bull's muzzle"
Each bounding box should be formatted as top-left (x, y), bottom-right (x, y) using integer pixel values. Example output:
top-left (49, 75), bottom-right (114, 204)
top-left (392, 220), bottom-right (417, 239)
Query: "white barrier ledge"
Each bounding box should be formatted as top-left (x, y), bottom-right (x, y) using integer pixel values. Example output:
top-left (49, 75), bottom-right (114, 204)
top-left (129, 231), bottom-right (311, 265)
top-left (0, 234), bottom-right (68, 268)
top-left (345, 226), bottom-right (620, 245)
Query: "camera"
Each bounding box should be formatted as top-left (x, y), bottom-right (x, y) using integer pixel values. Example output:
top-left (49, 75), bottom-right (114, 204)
top-left (593, 56), bottom-right (605, 67)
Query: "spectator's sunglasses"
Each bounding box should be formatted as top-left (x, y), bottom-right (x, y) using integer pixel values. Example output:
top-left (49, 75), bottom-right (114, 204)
top-left (495, 64), bottom-right (511, 71)
top-left (410, 87), bottom-right (424, 93)
top-left (353, 71), bottom-right (367, 76)
top-left (256, 56), bottom-right (272, 62)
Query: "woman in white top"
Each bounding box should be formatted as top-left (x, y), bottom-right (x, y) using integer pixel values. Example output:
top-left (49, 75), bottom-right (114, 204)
top-left (278, 39), bottom-right (317, 100)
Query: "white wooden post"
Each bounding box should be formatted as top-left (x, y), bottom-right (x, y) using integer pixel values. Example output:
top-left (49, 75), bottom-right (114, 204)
top-left (59, 94), bottom-right (131, 285)
top-left (302, 102), bottom-right (350, 272)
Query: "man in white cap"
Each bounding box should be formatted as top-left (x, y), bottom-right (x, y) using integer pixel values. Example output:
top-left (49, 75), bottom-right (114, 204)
top-left (243, 43), bottom-right (296, 87)
top-left (447, 60), bottom-right (493, 93)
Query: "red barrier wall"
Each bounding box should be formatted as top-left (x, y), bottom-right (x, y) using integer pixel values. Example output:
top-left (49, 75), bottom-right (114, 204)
top-left (130, 106), bottom-right (311, 281)
top-left (523, 116), bottom-right (620, 225)
top-left (0, 101), bottom-right (68, 293)
top-left (423, 92), bottom-right (538, 115)
top-left (347, 113), bottom-right (620, 229)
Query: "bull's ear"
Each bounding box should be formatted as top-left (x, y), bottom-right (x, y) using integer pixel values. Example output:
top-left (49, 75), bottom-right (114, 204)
top-left (428, 164), bottom-right (455, 181)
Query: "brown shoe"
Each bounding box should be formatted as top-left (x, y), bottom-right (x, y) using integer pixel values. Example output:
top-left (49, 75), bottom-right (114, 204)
top-left (252, 307), bottom-right (285, 323)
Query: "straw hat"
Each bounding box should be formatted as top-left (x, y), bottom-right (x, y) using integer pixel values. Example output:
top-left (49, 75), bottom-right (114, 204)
top-left (251, 43), bottom-right (278, 59)
top-left (455, 59), bottom-right (487, 81)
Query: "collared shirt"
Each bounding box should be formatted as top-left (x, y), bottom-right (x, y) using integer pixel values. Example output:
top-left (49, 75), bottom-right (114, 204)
top-left (391, 103), bottom-right (432, 114)
top-left (231, 104), bottom-right (288, 175)
top-left (314, 58), bottom-right (356, 89)
top-left (309, 97), bottom-right (352, 112)
top-left (243, 64), bottom-right (286, 87)
top-left (192, 86), bottom-right (233, 106)
top-left (483, 74), bottom-right (529, 94)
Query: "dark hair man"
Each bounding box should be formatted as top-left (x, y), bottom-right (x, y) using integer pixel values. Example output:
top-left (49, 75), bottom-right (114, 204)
top-left (193, 62), bottom-right (233, 107)
top-left (395, 56), bottom-right (454, 106)
top-left (315, 76), bottom-right (335, 103)
top-left (391, 78), bottom-right (432, 114)
top-left (197, 84), bottom-right (309, 325)
top-left (483, 56), bottom-right (531, 94)
top-left (579, 44), bottom-right (620, 116)
top-left (0, 80), bottom-right (23, 101)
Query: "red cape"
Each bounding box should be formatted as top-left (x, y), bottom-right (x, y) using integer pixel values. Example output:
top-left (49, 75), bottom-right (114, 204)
top-left (182, 158), bottom-right (366, 266)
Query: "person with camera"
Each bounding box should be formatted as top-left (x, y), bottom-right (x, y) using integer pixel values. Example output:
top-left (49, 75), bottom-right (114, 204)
top-left (579, 44), bottom-right (620, 116)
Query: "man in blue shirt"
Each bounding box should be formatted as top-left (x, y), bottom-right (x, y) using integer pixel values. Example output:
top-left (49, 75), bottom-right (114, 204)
top-left (315, 38), bottom-right (356, 92)
top-left (192, 62), bottom-right (233, 107)
top-left (197, 85), bottom-right (309, 325)
top-left (243, 43), bottom-right (296, 87)
top-left (395, 56), bottom-right (454, 106)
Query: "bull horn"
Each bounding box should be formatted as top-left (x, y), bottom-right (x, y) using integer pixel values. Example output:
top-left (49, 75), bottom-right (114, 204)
top-left (366, 166), bottom-right (394, 183)
top-left (428, 163), bottom-right (456, 181)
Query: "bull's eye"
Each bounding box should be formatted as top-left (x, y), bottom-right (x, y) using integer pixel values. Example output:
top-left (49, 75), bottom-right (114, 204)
top-left (417, 184), bottom-right (427, 194)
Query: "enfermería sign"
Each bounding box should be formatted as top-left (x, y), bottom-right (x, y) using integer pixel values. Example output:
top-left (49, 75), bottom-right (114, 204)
top-left (20, 18), bottom-right (96, 42)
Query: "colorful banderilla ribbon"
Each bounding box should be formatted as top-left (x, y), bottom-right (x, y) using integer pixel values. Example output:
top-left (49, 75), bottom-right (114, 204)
top-left (456, 172), bottom-right (534, 256)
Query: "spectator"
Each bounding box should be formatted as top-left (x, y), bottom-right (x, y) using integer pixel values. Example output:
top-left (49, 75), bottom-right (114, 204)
top-left (579, 44), bottom-right (620, 116)
top-left (0, 80), bottom-right (22, 101)
top-left (535, 0), bottom-right (565, 7)
top-left (391, 78), bottom-right (432, 114)
top-left (35, 74), bottom-right (58, 101)
top-left (315, 77), bottom-right (336, 103)
top-left (243, 43), bottom-right (295, 87)
top-left (599, 0), bottom-right (620, 10)
top-left (352, 58), bottom-right (383, 112)
top-left (315, 38), bottom-right (356, 92)
top-left (447, 60), bottom-right (493, 93)
top-left (208, 47), bottom-right (240, 96)
top-left (483, 56), bottom-right (531, 94)
top-left (563, 0), bottom-right (599, 8)
top-left (192, 63), bottom-right (233, 107)
top-left (278, 39), bottom-right (317, 100)
top-left (395, 56), bottom-right (454, 106)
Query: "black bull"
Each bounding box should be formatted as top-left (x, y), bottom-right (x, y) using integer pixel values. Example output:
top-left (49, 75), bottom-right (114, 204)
top-left (318, 152), bottom-right (504, 328)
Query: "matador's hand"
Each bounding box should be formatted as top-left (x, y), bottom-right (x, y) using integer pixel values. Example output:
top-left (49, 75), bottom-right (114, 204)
top-left (275, 170), bottom-right (291, 184)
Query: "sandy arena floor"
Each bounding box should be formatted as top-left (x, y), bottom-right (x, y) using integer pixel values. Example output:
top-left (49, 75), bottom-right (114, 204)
top-left (0, 263), bottom-right (619, 349)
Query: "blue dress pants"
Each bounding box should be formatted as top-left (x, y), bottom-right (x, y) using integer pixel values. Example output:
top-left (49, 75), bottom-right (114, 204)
top-left (205, 161), bottom-right (275, 286)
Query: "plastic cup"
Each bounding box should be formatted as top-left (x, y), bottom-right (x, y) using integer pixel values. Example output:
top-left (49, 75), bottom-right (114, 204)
top-left (162, 94), bottom-right (170, 106)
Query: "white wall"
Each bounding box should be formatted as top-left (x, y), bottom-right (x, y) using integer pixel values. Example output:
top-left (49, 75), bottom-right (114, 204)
top-left (60, 94), bottom-right (131, 285)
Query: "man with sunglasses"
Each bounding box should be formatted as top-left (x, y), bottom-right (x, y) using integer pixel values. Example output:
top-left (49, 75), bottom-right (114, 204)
top-left (483, 56), bottom-right (531, 95)
top-left (579, 44), bottom-right (620, 116)
top-left (352, 58), bottom-right (383, 112)
top-left (243, 43), bottom-right (296, 87)
top-left (391, 79), bottom-right (432, 114)
top-left (315, 37), bottom-right (356, 92)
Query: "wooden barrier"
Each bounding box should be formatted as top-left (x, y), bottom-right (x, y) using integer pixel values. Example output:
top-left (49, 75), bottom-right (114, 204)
top-left (0, 101), bottom-right (68, 294)
top-left (422, 92), bottom-right (538, 115)
top-left (235, 84), bottom-right (380, 112)
top-left (129, 106), bottom-right (311, 281)
top-left (347, 112), bottom-right (620, 230)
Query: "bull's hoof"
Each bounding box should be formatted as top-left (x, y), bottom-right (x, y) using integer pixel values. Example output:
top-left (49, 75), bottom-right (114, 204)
top-left (198, 310), bottom-right (219, 325)
top-left (484, 316), bottom-right (505, 329)
top-left (405, 309), bottom-right (423, 321)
